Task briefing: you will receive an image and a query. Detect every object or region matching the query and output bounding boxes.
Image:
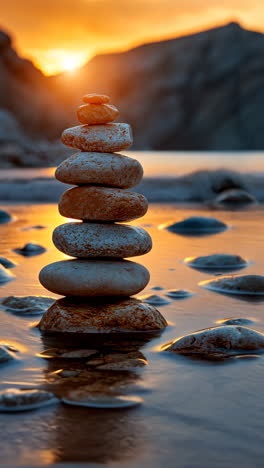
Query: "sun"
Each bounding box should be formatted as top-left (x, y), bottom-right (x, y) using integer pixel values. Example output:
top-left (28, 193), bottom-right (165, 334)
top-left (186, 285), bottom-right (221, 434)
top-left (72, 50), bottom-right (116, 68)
top-left (31, 49), bottom-right (92, 75)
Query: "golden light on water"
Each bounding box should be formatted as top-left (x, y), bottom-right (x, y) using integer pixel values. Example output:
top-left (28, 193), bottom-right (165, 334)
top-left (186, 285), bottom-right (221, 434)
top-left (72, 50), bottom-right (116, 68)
top-left (32, 49), bottom-right (92, 75)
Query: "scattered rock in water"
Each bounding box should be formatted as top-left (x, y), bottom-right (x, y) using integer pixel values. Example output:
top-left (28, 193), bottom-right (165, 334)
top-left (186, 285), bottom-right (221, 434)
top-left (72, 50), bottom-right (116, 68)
top-left (88, 351), bottom-right (148, 371)
top-left (0, 388), bottom-right (59, 412)
top-left (165, 289), bottom-right (193, 299)
top-left (37, 348), bottom-right (98, 359)
top-left (0, 209), bottom-right (12, 224)
top-left (185, 254), bottom-right (248, 271)
top-left (21, 225), bottom-right (46, 231)
top-left (217, 317), bottom-right (255, 326)
top-left (0, 344), bottom-right (18, 363)
top-left (13, 242), bottom-right (46, 257)
top-left (39, 297), bottom-right (167, 333)
top-left (160, 216), bottom-right (227, 236)
top-left (97, 358), bottom-right (147, 371)
top-left (0, 265), bottom-right (15, 285)
top-left (56, 370), bottom-right (81, 378)
top-left (62, 393), bottom-right (143, 409)
top-left (139, 294), bottom-right (171, 306)
top-left (212, 189), bottom-right (257, 207)
top-left (200, 275), bottom-right (264, 296)
top-left (1, 296), bottom-right (55, 316)
top-left (0, 257), bottom-right (16, 269)
top-left (151, 286), bottom-right (164, 291)
top-left (163, 326), bottom-right (264, 358)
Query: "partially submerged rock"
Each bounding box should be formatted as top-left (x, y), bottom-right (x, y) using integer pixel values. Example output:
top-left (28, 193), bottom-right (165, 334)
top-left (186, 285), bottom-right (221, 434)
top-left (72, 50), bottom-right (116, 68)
top-left (185, 254), bottom-right (247, 270)
top-left (0, 388), bottom-right (59, 412)
top-left (200, 275), bottom-right (264, 295)
top-left (165, 289), bottom-right (193, 299)
top-left (163, 326), bottom-right (264, 357)
top-left (0, 209), bottom-right (12, 224)
top-left (160, 216), bottom-right (227, 235)
top-left (139, 294), bottom-right (171, 306)
top-left (218, 317), bottom-right (255, 326)
top-left (62, 393), bottom-right (143, 409)
top-left (39, 297), bottom-right (167, 333)
top-left (13, 242), bottom-right (46, 256)
top-left (89, 351), bottom-right (148, 370)
top-left (2, 296), bottom-right (55, 316)
top-left (0, 256), bottom-right (16, 269)
top-left (212, 189), bottom-right (257, 207)
top-left (0, 265), bottom-right (15, 284)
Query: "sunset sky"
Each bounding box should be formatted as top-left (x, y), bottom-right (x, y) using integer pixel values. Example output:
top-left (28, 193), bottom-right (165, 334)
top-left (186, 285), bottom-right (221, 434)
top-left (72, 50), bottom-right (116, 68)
top-left (1, 0), bottom-right (264, 75)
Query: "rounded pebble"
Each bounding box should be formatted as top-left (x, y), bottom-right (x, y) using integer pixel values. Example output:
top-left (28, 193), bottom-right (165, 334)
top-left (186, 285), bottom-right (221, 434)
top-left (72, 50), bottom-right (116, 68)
top-left (82, 94), bottom-right (110, 104)
top-left (139, 294), bottom-right (171, 306)
top-left (39, 259), bottom-right (150, 297)
top-left (62, 394), bottom-right (143, 409)
top-left (53, 222), bottom-right (152, 259)
top-left (185, 254), bottom-right (248, 270)
top-left (39, 296), bottom-right (167, 333)
top-left (55, 151), bottom-right (143, 189)
top-left (161, 216), bottom-right (227, 235)
top-left (13, 242), bottom-right (46, 257)
top-left (77, 103), bottom-right (119, 125)
top-left (200, 275), bottom-right (264, 295)
top-left (0, 265), bottom-right (15, 284)
top-left (61, 123), bottom-right (133, 153)
top-left (0, 388), bottom-right (59, 412)
top-left (59, 186), bottom-right (148, 222)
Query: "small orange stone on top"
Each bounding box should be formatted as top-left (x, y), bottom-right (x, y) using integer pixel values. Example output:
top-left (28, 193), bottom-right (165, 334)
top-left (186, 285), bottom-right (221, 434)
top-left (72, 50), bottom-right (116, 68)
top-left (82, 93), bottom-right (110, 104)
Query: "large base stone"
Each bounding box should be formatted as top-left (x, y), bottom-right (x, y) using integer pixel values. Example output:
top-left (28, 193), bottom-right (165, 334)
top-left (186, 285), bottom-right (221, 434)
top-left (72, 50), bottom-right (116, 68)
top-left (39, 297), bottom-right (168, 333)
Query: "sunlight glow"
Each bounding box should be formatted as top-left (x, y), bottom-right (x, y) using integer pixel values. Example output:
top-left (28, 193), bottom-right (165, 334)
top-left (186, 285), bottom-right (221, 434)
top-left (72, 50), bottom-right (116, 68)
top-left (32, 49), bottom-right (93, 75)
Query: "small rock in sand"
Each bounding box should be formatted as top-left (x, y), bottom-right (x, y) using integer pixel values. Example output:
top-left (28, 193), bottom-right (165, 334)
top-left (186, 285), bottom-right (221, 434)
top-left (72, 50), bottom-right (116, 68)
top-left (139, 294), bottom-right (171, 306)
top-left (0, 209), bottom-right (12, 224)
top-left (0, 256), bottom-right (16, 269)
top-left (62, 393), bottom-right (143, 409)
top-left (218, 318), bottom-right (255, 326)
top-left (163, 325), bottom-right (264, 357)
top-left (1, 296), bottom-right (55, 316)
top-left (185, 254), bottom-right (247, 270)
top-left (213, 189), bottom-right (257, 207)
top-left (0, 388), bottom-right (59, 412)
top-left (166, 289), bottom-right (193, 299)
top-left (14, 242), bottom-right (46, 256)
top-left (200, 275), bottom-right (264, 296)
top-left (160, 216), bottom-right (227, 235)
top-left (0, 265), bottom-right (15, 284)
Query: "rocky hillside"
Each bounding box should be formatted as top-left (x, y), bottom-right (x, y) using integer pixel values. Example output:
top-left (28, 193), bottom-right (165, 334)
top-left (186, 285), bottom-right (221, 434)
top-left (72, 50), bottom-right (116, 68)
top-left (55, 22), bottom-right (264, 150)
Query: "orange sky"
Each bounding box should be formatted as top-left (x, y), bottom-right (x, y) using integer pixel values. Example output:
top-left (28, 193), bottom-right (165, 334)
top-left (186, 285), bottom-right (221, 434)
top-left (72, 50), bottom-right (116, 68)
top-left (1, 0), bottom-right (264, 75)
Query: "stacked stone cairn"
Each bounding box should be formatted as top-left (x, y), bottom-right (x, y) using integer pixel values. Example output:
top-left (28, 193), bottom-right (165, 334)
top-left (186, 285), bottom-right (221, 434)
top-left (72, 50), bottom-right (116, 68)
top-left (39, 94), bottom-right (167, 335)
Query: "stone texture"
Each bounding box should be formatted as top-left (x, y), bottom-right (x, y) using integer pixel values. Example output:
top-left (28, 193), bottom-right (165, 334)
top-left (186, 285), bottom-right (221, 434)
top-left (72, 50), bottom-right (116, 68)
top-left (61, 123), bottom-right (132, 152)
top-left (53, 222), bottom-right (152, 258)
top-left (77, 103), bottom-right (119, 125)
top-left (163, 325), bottom-right (264, 357)
top-left (82, 94), bottom-right (110, 104)
top-left (55, 151), bottom-right (143, 189)
top-left (200, 274), bottom-right (264, 295)
top-left (39, 296), bottom-right (167, 332)
top-left (39, 259), bottom-right (150, 297)
top-left (59, 186), bottom-right (148, 222)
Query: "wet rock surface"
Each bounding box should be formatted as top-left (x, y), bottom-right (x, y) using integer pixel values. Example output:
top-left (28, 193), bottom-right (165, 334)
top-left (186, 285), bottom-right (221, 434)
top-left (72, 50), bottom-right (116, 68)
top-left (165, 289), bottom-right (193, 299)
top-left (185, 254), bottom-right (247, 270)
top-left (0, 256), bottom-right (16, 269)
top-left (0, 209), bottom-right (12, 224)
top-left (13, 242), bottom-right (46, 256)
top-left (62, 393), bottom-right (143, 409)
top-left (139, 294), bottom-right (171, 306)
top-left (1, 296), bottom-right (55, 316)
top-left (161, 216), bottom-right (227, 235)
top-left (200, 275), bottom-right (264, 295)
top-left (218, 317), bottom-right (255, 326)
top-left (163, 326), bottom-right (264, 357)
top-left (0, 388), bottom-right (59, 412)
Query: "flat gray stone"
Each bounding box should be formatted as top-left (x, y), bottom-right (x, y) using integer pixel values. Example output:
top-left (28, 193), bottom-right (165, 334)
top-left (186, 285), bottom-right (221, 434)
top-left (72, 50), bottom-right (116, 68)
top-left (185, 254), bottom-right (247, 270)
top-left (200, 275), bottom-right (264, 295)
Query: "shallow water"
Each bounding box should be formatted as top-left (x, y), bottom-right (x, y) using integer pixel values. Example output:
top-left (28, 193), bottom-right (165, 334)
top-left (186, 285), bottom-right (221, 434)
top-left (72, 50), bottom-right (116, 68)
top-left (1, 203), bottom-right (264, 466)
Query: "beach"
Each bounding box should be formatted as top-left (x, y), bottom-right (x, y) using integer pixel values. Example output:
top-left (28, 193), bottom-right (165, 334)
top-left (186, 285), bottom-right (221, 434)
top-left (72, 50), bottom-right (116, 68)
top-left (1, 152), bottom-right (264, 466)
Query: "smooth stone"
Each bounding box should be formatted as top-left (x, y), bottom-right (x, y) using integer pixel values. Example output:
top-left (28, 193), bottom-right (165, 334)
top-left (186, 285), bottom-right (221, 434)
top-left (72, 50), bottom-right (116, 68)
top-left (213, 189), bottom-right (257, 206)
top-left (165, 289), bottom-right (193, 299)
top-left (163, 326), bottom-right (264, 357)
top-left (151, 286), bottom-right (164, 291)
top-left (217, 318), bottom-right (255, 326)
top-left (0, 265), bottom-right (15, 284)
top-left (39, 259), bottom-right (150, 297)
top-left (161, 216), bottom-right (227, 234)
top-left (200, 275), bottom-right (264, 295)
top-left (59, 186), bottom-right (148, 222)
top-left (0, 344), bottom-right (17, 363)
top-left (1, 296), bottom-right (55, 316)
top-left (139, 294), bottom-right (171, 306)
top-left (13, 242), bottom-right (46, 256)
top-left (82, 94), bottom-right (110, 104)
top-left (77, 103), bottom-right (119, 125)
top-left (53, 222), bottom-right (152, 258)
top-left (62, 394), bottom-right (143, 409)
top-left (39, 296), bottom-right (167, 332)
top-left (61, 123), bottom-right (133, 153)
top-left (0, 256), bottom-right (16, 269)
top-left (0, 388), bottom-right (59, 412)
top-left (38, 348), bottom-right (97, 359)
top-left (185, 254), bottom-right (247, 270)
top-left (0, 209), bottom-right (12, 224)
top-left (55, 151), bottom-right (143, 189)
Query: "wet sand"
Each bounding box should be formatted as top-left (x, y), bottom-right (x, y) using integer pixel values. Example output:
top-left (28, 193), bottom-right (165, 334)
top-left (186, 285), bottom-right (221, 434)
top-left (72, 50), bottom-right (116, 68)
top-left (0, 203), bottom-right (264, 466)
